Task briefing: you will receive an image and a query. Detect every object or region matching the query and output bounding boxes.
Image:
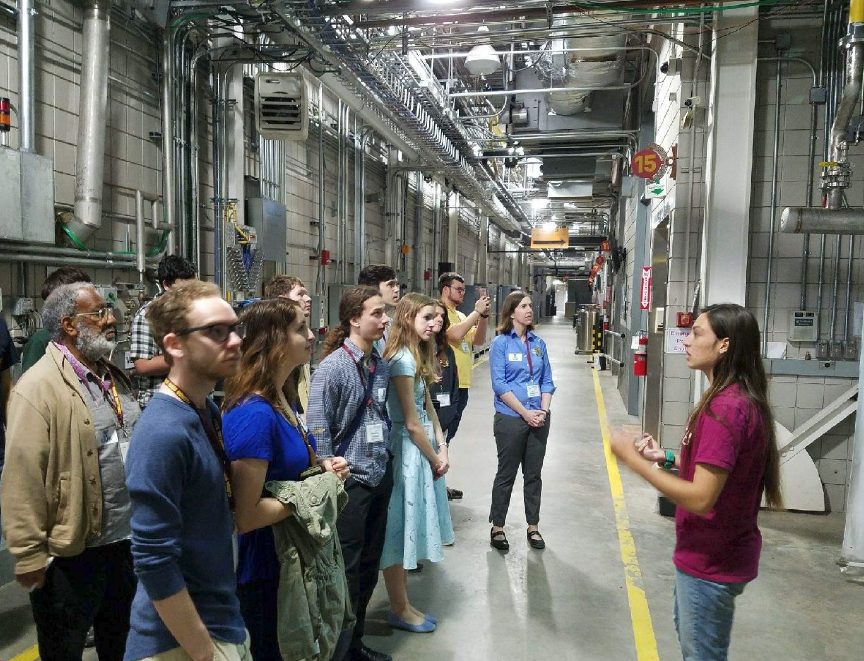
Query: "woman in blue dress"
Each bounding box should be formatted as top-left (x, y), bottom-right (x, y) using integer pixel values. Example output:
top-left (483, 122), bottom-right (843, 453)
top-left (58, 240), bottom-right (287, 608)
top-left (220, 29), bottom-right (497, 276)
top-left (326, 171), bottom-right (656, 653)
top-left (222, 298), bottom-right (348, 661)
top-left (380, 293), bottom-right (455, 634)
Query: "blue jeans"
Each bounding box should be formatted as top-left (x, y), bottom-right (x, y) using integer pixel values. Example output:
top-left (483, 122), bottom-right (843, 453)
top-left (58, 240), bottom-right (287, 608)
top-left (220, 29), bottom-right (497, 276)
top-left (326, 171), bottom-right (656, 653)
top-left (673, 568), bottom-right (746, 661)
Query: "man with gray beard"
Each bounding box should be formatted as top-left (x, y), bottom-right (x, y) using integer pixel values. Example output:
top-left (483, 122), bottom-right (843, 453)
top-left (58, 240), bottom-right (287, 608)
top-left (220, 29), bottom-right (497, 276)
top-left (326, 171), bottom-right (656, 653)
top-left (0, 282), bottom-right (141, 661)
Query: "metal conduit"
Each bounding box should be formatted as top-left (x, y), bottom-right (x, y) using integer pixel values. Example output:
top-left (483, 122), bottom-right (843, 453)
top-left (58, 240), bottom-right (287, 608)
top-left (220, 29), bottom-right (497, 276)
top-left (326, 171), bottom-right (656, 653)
top-left (18, 0), bottom-right (34, 153)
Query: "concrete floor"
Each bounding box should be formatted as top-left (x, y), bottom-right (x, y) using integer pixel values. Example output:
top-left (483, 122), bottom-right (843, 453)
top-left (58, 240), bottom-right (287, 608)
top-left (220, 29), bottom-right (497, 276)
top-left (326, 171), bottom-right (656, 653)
top-left (1, 315), bottom-right (861, 660)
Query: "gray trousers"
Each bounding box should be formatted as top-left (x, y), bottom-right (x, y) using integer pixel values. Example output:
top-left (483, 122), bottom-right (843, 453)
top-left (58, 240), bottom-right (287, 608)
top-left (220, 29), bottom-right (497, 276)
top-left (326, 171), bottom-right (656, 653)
top-left (489, 411), bottom-right (550, 527)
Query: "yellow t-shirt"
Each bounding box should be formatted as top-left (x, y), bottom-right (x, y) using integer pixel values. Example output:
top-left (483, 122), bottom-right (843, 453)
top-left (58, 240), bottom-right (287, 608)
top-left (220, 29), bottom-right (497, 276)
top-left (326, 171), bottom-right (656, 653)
top-left (447, 306), bottom-right (476, 389)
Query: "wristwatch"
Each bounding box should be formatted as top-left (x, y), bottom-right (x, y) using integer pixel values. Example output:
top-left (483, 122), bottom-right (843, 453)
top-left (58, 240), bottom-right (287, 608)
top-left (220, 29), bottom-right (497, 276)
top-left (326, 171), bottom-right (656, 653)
top-left (480, 312), bottom-right (490, 318)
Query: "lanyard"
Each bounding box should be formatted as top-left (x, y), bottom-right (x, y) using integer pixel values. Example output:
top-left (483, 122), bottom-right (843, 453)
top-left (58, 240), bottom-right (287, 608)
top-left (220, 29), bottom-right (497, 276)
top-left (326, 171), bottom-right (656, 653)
top-left (524, 336), bottom-right (534, 379)
top-left (278, 404), bottom-right (317, 468)
top-left (163, 379), bottom-right (234, 511)
top-left (107, 380), bottom-right (124, 428)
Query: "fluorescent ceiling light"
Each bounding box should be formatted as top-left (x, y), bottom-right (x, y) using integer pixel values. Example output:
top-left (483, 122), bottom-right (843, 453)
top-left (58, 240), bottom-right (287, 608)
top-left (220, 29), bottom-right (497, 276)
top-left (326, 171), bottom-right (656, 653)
top-left (532, 198), bottom-right (549, 209)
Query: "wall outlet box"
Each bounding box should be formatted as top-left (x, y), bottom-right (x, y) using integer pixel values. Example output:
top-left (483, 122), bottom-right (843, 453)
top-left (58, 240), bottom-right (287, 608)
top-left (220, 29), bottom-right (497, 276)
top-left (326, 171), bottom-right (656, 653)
top-left (789, 310), bottom-right (818, 342)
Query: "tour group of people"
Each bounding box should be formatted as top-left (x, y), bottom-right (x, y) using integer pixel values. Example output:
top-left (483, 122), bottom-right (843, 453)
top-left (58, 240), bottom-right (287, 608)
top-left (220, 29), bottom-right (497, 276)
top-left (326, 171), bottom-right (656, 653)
top-left (0, 253), bottom-right (781, 661)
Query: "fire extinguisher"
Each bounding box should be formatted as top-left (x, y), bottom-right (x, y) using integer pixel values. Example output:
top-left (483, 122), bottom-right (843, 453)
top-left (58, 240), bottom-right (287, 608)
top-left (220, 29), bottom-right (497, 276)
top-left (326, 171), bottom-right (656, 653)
top-left (633, 332), bottom-right (648, 377)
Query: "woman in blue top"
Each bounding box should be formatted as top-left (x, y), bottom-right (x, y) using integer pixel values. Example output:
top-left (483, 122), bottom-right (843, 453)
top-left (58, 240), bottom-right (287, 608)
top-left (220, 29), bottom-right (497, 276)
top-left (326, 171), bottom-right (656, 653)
top-left (489, 291), bottom-right (556, 552)
top-left (380, 293), bottom-right (454, 634)
top-left (222, 298), bottom-right (348, 661)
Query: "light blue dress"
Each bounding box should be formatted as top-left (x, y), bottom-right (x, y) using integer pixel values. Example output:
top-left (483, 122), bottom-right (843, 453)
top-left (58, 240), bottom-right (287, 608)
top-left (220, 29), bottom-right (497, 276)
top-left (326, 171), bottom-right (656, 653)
top-left (379, 348), bottom-right (455, 570)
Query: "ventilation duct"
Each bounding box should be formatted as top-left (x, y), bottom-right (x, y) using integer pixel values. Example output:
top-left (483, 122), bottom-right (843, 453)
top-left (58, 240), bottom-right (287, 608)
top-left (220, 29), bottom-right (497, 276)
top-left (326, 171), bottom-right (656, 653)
top-left (255, 72), bottom-right (309, 140)
top-left (536, 17), bottom-right (626, 115)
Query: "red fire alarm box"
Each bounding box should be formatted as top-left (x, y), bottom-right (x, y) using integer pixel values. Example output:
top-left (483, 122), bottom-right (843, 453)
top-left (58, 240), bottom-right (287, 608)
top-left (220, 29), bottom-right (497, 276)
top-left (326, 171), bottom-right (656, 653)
top-left (677, 312), bottom-right (694, 328)
top-left (320, 250), bottom-right (331, 265)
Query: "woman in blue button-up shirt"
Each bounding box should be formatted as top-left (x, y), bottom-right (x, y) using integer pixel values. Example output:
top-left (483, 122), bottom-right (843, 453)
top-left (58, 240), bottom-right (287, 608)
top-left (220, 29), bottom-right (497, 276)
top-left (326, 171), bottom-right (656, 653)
top-left (488, 291), bottom-right (556, 551)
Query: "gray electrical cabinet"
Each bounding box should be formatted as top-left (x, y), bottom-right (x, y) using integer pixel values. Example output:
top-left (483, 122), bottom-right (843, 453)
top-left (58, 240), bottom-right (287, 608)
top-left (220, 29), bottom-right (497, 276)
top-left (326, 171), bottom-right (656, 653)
top-left (0, 148), bottom-right (55, 244)
top-left (247, 197), bottom-right (288, 263)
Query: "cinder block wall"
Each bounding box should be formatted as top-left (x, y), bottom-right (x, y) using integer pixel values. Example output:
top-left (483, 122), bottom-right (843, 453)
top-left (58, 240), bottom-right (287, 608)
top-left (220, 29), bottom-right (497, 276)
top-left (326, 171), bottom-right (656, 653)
top-left (0, 4), bottom-right (514, 339)
top-left (749, 19), bottom-right (863, 512)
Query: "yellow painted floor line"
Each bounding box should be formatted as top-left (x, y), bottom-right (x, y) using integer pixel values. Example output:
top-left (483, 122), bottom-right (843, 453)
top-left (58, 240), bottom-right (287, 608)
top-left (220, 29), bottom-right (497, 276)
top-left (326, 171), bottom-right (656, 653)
top-left (592, 369), bottom-right (660, 661)
top-left (472, 354), bottom-right (489, 370)
top-left (8, 644), bottom-right (38, 661)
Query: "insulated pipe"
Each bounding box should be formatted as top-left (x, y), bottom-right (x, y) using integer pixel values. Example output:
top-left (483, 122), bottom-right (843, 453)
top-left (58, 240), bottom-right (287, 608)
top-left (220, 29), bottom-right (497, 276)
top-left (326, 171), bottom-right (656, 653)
top-left (162, 29), bottom-right (177, 244)
top-left (136, 190), bottom-right (146, 284)
top-left (845, 235), bottom-right (855, 341)
top-left (780, 206), bottom-right (864, 233)
top-left (18, 0), bottom-right (34, 153)
top-left (0, 253), bottom-right (138, 268)
top-left (763, 62), bottom-right (783, 356)
top-left (413, 171), bottom-right (424, 291)
top-left (68, 0), bottom-right (110, 245)
top-left (826, 42), bottom-right (864, 209)
top-left (317, 83), bottom-right (325, 302)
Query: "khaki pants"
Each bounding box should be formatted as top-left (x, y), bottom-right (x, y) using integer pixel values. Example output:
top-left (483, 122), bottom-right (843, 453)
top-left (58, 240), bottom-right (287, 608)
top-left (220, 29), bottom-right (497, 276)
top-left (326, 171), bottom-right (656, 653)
top-left (137, 634), bottom-right (252, 661)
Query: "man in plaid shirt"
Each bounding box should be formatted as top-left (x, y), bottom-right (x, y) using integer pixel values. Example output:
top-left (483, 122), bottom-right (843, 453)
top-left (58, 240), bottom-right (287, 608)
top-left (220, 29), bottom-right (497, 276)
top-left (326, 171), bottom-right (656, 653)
top-left (129, 255), bottom-right (197, 408)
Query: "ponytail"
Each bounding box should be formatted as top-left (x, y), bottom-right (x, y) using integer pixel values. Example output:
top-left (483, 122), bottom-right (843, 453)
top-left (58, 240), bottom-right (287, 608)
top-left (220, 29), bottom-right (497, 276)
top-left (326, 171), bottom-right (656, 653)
top-left (322, 324), bottom-right (349, 359)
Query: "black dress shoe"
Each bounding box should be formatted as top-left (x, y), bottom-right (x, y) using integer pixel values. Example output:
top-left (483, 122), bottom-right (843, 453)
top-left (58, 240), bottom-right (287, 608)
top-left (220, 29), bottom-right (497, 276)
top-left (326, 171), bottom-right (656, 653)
top-left (527, 529), bottom-right (546, 550)
top-left (352, 645), bottom-right (393, 661)
top-left (490, 528), bottom-right (509, 550)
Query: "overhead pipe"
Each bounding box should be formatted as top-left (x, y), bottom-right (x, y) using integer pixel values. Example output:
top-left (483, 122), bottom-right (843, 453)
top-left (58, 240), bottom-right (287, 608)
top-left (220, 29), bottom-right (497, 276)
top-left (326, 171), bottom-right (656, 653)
top-left (68, 0), bottom-right (110, 246)
top-left (18, 0), bottom-right (34, 153)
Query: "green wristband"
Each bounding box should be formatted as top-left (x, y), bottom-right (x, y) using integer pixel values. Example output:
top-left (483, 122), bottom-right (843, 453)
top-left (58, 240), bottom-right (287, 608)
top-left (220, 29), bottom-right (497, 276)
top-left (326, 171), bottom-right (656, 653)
top-left (661, 449), bottom-right (675, 470)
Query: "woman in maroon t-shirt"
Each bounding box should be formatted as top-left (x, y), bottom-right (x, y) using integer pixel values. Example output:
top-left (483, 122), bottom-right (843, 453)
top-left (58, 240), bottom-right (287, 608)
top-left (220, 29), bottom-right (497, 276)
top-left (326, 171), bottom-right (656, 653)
top-left (611, 304), bottom-right (782, 661)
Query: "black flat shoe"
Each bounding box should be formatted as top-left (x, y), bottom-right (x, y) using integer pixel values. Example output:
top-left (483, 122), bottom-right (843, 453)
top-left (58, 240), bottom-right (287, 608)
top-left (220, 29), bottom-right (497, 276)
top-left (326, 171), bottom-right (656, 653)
top-left (447, 487), bottom-right (463, 500)
top-left (352, 644), bottom-right (393, 661)
top-left (527, 529), bottom-right (545, 550)
top-left (490, 528), bottom-right (509, 550)
top-left (408, 563), bottom-right (424, 573)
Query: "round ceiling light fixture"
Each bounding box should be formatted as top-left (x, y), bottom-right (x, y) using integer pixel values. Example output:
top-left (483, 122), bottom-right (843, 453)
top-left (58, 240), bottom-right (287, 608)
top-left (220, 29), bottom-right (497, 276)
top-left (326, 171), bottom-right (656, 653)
top-left (464, 26), bottom-right (500, 76)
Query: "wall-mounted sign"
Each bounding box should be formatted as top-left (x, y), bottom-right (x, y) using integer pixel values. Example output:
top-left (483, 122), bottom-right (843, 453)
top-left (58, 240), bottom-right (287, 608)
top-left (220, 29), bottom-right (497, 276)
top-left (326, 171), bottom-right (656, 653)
top-left (665, 328), bottom-right (693, 354)
top-left (631, 143), bottom-right (669, 180)
top-left (530, 227), bottom-right (569, 249)
top-left (640, 266), bottom-right (652, 311)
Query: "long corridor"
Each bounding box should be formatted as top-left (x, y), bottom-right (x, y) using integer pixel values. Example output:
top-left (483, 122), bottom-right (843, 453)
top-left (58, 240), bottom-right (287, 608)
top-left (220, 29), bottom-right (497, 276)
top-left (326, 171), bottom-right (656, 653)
top-left (0, 317), bottom-right (861, 661)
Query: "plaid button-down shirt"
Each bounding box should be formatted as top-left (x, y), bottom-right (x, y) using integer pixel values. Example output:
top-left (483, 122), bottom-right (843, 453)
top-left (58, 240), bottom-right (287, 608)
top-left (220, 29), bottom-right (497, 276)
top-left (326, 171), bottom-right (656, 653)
top-left (129, 298), bottom-right (163, 409)
top-left (307, 338), bottom-right (391, 487)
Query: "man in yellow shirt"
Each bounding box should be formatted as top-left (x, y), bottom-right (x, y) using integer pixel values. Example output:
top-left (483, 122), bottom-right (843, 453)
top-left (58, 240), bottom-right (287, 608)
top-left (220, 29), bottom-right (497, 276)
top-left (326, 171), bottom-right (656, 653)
top-left (439, 272), bottom-right (491, 500)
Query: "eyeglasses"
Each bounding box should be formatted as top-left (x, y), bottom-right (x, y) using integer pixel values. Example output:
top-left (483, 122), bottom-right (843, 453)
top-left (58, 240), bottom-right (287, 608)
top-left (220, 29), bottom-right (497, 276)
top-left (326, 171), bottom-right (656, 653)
top-left (449, 286), bottom-right (466, 294)
top-left (176, 322), bottom-right (246, 343)
top-left (72, 306), bottom-right (114, 321)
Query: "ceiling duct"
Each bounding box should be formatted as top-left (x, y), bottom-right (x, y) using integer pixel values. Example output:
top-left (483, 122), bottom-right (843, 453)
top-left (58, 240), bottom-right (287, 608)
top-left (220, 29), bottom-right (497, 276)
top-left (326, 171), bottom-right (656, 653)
top-left (536, 16), bottom-right (626, 115)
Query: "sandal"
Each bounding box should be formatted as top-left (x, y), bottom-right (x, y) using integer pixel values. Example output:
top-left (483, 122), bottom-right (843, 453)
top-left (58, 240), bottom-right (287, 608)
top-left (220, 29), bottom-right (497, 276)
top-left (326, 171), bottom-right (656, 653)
top-left (527, 529), bottom-right (546, 550)
top-left (490, 528), bottom-right (509, 551)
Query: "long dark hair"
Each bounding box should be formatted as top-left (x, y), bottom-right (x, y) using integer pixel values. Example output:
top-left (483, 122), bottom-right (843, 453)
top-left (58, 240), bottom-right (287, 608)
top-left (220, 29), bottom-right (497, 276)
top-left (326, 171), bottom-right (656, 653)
top-left (223, 298), bottom-right (304, 413)
top-left (433, 301), bottom-right (451, 358)
top-left (686, 304), bottom-right (782, 509)
top-left (497, 291), bottom-right (534, 335)
top-left (321, 285), bottom-right (381, 358)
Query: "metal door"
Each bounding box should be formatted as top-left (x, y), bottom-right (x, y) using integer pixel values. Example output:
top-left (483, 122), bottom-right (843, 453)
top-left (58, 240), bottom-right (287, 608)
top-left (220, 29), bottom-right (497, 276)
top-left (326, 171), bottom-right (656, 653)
top-left (643, 216), bottom-right (669, 442)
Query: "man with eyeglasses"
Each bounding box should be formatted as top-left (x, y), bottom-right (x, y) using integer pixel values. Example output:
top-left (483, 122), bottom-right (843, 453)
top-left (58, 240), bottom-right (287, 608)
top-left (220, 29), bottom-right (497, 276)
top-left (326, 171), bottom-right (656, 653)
top-left (1, 282), bottom-right (141, 661)
top-left (124, 280), bottom-right (248, 661)
top-left (439, 272), bottom-right (491, 501)
top-left (130, 255), bottom-right (197, 409)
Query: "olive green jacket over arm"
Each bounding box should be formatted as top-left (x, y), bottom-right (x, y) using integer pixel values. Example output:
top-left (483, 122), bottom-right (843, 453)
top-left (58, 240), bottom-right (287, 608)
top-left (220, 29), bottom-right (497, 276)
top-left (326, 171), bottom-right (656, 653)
top-left (265, 472), bottom-right (355, 661)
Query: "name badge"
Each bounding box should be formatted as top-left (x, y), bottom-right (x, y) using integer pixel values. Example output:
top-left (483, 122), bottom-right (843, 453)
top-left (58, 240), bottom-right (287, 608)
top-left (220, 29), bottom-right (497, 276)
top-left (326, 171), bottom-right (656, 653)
top-left (377, 387), bottom-right (387, 403)
top-left (423, 422), bottom-right (435, 443)
top-left (461, 341), bottom-right (470, 354)
top-left (526, 384), bottom-right (541, 398)
top-left (366, 423), bottom-right (385, 444)
top-left (508, 352), bottom-right (523, 362)
top-left (436, 393), bottom-right (451, 407)
top-left (113, 430), bottom-right (131, 464)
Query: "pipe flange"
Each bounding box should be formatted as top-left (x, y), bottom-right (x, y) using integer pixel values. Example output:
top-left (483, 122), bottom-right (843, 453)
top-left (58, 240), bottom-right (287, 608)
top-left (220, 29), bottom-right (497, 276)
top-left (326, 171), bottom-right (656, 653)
top-left (842, 23), bottom-right (864, 46)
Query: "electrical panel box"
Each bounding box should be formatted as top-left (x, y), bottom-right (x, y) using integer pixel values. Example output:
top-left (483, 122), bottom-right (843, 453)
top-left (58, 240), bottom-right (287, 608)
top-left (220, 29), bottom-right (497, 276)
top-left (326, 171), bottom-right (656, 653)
top-left (255, 72), bottom-right (309, 141)
top-left (247, 198), bottom-right (287, 262)
top-left (12, 297), bottom-right (34, 316)
top-left (789, 310), bottom-right (818, 342)
top-left (0, 148), bottom-right (55, 244)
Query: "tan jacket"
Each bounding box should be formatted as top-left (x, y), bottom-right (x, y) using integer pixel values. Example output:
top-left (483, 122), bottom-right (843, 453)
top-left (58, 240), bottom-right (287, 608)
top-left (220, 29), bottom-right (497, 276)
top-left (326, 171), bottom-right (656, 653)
top-left (0, 342), bottom-right (134, 574)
